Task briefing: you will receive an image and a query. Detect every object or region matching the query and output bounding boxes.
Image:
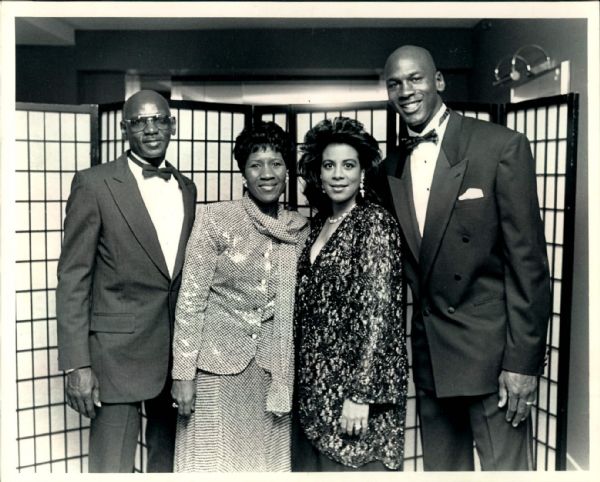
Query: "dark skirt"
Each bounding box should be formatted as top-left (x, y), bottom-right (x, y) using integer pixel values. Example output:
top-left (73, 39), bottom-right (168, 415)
top-left (291, 415), bottom-right (393, 472)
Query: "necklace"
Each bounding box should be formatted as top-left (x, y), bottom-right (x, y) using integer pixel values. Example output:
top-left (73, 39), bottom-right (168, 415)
top-left (328, 204), bottom-right (356, 224)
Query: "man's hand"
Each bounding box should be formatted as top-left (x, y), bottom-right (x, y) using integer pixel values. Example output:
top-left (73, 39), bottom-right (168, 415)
top-left (498, 370), bottom-right (537, 427)
top-left (339, 399), bottom-right (369, 436)
top-left (171, 379), bottom-right (196, 417)
top-left (65, 367), bottom-right (101, 419)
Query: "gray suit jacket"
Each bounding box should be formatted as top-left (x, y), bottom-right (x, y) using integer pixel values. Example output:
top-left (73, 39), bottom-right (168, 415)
top-left (56, 153), bottom-right (197, 403)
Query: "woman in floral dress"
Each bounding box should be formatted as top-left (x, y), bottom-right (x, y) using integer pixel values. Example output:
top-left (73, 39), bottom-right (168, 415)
top-left (293, 117), bottom-right (408, 471)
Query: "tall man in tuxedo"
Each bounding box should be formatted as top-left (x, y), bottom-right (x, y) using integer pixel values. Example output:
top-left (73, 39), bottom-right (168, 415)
top-left (57, 90), bottom-right (197, 472)
top-left (381, 46), bottom-right (551, 470)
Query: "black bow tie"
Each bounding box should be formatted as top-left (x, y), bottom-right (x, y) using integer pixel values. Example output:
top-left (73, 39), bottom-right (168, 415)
top-left (128, 152), bottom-right (174, 180)
top-left (401, 129), bottom-right (439, 152)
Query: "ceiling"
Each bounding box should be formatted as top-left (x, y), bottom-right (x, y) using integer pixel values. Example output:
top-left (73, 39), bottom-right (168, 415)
top-left (16, 17), bottom-right (482, 46)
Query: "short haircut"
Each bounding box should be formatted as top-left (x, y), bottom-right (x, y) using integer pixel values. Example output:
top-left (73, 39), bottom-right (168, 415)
top-left (298, 117), bottom-right (382, 215)
top-left (233, 121), bottom-right (294, 172)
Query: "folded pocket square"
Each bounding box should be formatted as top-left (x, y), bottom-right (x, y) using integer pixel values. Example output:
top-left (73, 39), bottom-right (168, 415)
top-left (458, 188), bottom-right (484, 201)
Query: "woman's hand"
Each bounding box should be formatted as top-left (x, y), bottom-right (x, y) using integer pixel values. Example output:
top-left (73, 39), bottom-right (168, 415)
top-left (339, 399), bottom-right (369, 436)
top-left (171, 379), bottom-right (196, 417)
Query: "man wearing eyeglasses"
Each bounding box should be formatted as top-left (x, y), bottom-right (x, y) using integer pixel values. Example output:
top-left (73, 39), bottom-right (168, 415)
top-left (56, 90), bottom-right (197, 472)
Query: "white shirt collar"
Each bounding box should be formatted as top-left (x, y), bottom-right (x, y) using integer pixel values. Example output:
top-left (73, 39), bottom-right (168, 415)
top-left (407, 103), bottom-right (448, 137)
top-left (128, 151), bottom-right (166, 169)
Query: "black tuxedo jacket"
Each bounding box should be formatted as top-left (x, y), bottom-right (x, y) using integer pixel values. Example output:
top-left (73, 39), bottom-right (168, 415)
top-left (57, 153), bottom-right (197, 403)
top-left (380, 112), bottom-right (551, 397)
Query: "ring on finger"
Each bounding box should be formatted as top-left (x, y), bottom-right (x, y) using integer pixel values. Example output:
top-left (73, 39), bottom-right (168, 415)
top-left (172, 402), bottom-right (179, 408)
top-left (525, 401), bottom-right (534, 406)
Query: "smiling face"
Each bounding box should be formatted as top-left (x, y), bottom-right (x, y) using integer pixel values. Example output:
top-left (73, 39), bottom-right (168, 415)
top-left (384, 46), bottom-right (445, 132)
top-left (320, 143), bottom-right (363, 209)
top-left (121, 90), bottom-right (175, 162)
top-left (244, 146), bottom-right (287, 206)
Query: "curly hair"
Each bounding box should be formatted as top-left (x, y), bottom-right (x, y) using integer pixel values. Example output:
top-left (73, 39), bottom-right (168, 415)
top-left (298, 117), bottom-right (382, 215)
top-left (233, 121), bottom-right (294, 172)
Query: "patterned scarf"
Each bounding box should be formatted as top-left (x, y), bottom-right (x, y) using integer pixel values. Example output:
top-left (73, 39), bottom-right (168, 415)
top-left (242, 194), bottom-right (307, 414)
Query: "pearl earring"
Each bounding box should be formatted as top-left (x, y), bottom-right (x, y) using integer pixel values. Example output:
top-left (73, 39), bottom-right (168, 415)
top-left (360, 173), bottom-right (365, 198)
top-left (243, 179), bottom-right (248, 188)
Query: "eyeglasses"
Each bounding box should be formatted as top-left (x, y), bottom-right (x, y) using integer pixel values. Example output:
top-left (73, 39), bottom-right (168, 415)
top-left (122, 114), bottom-right (175, 133)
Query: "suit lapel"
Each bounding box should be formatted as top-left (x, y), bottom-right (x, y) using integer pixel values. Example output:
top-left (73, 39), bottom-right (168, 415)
top-left (386, 150), bottom-right (421, 262)
top-left (170, 164), bottom-right (195, 281)
top-left (105, 154), bottom-right (170, 280)
top-left (419, 113), bottom-right (468, 284)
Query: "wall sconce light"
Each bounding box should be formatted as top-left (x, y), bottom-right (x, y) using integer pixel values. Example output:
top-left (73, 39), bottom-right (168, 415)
top-left (493, 45), bottom-right (557, 86)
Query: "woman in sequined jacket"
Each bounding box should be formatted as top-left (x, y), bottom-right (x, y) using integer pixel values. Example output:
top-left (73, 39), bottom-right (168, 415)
top-left (292, 117), bottom-right (408, 471)
top-left (170, 122), bottom-right (308, 472)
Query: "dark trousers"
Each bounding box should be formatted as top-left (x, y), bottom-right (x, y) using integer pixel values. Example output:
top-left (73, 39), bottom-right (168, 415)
top-left (88, 384), bottom-right (176, 473)
top-left (417, 389), bottom-right (533, 471)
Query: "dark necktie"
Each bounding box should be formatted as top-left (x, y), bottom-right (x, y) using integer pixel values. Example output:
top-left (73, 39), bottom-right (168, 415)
top-left (400, 107), bottom-right (450, 152)
top-left (127, 152), bottom-right (174, 180)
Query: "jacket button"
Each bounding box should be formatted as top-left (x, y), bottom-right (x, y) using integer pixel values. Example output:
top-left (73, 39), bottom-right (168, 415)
top-left (462, 236), bottom-right (470, 243)
top-left (454, 274), bottom-right (462, 281)
top-left (447, 307), bottom-right (455, 314)
top-left (251, 333), bottom-right (258, 340)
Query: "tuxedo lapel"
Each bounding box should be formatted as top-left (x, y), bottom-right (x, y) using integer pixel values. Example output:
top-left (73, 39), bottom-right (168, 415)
top-left (419, 113), bottom-right (468, 284)
top-left (105, 154), bottom-right (170, 280)
top-left (387, 154), bottom-right (421, 262)
top-left (170, 164), bottom-right (195, 281)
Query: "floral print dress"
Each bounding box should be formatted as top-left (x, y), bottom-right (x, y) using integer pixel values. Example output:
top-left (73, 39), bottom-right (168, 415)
top-left (294, 202), bottom-right (408, 470)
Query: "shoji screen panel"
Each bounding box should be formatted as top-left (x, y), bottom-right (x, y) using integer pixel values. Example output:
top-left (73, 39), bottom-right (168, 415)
top-left (168, 101), bottom-right (252, 205)
top-left (99, 103), bottom-right (125, 164)
top-left (506, 94), bottom-right (578, 470)
top-left (14, 103), bottom-right (97, 473)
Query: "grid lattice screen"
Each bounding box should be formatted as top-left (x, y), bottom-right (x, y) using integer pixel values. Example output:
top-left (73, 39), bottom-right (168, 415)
top-left (99, 105), bottom-right (125, 163)
top-left (15, 104), bottom-right (95, 473)
top-left (12, 96), bottom-right (576, 473)
top-left (505, 96), bottom-right (575, 470)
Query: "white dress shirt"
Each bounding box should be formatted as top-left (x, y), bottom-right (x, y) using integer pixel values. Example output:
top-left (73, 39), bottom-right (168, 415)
top-left (408, 104), bottom-right (450, 237)
top-left (128, 154), bottom-right (184, 278)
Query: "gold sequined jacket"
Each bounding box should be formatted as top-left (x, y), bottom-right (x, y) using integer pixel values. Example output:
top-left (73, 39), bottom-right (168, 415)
top-left (172, 196), bottom-right (308, 412)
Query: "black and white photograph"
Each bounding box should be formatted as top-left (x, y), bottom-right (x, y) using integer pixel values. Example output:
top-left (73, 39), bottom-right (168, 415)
top-left (0, 1), bottom-right (598, 480)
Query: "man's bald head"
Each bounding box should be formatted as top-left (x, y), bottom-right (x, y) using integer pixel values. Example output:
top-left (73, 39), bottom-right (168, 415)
top-left (123, 90), bottom-right (171, 120)
top-left (384, 45), bottom-right (445, 132)
top-left (384, 45), bottom-right (438, 78)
